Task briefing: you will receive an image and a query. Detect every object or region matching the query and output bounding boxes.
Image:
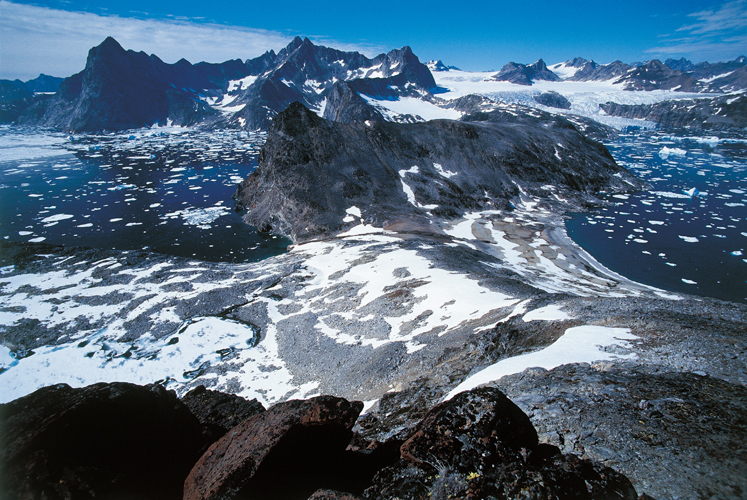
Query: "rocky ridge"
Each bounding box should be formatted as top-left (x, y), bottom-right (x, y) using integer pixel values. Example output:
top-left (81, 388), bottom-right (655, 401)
top-left (599, 92), bottom-right (747, 131)
top-left (487, 59), bottom-right (560, 85)
top-left (15, 36), bottom-right (438, 132)
top-left (234, 102), bottom-right (642, 243)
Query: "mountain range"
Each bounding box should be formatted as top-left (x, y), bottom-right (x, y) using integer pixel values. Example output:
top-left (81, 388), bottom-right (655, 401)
top-left (2, 36), bottom-right (746, 132)
top-left (10, 36), bottom-right (437, 132)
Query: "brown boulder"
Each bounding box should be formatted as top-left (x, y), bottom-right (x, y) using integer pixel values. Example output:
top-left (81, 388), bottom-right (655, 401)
top-left (183, 395), bottom-right (364, 500)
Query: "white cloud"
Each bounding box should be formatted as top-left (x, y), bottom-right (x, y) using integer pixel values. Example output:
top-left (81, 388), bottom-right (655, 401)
top-left (0, 1), bottom-right (384, 81)
top-left (677, 0), bottom-right (747, 35)
top-left (646, 0), bottom-right (747, 62)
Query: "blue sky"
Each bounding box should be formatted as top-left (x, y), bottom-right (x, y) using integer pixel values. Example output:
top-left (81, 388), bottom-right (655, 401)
top-left (1, 0), bottom-right (746, 80)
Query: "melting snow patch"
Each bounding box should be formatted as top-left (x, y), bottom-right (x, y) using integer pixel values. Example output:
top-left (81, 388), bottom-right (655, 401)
top-left (343, 206), bottom-right (362, 223)
top-left (445, 325), bottom-right (636, 400)
top-left (522, 304), bottom-right (571, 322)
top-left (0, 317), bottom-right (261, 404)
top-left (433, 163), bottom-right (457, 178)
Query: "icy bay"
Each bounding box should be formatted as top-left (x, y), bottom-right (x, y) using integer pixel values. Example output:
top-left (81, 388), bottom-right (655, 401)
top-left (567, 131), bottom-right (747, 304)
top-left (0, 125), bottom-right (290, 262)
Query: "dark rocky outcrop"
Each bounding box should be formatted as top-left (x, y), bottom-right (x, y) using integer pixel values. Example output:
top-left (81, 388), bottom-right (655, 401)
top-left (23, 37), bottom-right (220, 131)
top-left (183, 395), bottom-right (366, 500)
top-left (364, 387), bottom-right (638, 499)
top-left (614, 60), bottom-right (710, 92)
top-left (181, 385), bottom-right (266, 439)
top-left (600, 92), bottom-right (747, 130)
top-left (0, 382), bottom-right (206, 500)
top-left (533, 90), bottom-right (572, 109)
top-left (569, 60), bottom-right (632, 82)
top-left (0, 80), bottom-right (34, 122)
top-left (23, 74), bottom-right (64, 93)
top-left (487, 59), bottom-right (560, 85)
top-left (1, 383), bottom-right (642, 500)
top-left (321, 81), bottom-right (385, 123)
top-left (234, 102), bottom-right (642, 243)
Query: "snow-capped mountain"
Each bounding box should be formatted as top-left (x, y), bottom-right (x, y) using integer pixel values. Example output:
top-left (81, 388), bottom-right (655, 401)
top-left (16, 36), bottom-right (438, 132)
top-left (6, 35), bottom-right (747, 133)
top-left (486, 59), bottom-right (560, 85)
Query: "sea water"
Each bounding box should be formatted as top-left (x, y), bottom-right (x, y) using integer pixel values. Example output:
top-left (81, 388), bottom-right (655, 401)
top-left (566, 131), bottom-right (747, 304)
top-left (0, 125), bottom-right (290, 262)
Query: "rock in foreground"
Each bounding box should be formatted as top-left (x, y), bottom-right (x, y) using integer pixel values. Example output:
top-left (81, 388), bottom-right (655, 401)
top-left (0, 382), bottom-right (205, 500)
top-left (365, 387), bottom-right (637, 500)
top-left (1, 383), bottom-right (641, 500)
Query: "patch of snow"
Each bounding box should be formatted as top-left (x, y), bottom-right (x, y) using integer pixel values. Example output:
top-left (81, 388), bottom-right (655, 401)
top-left (445, 325), bottom-right (637, 400)
top-left (522, 304), bottom-right (571, 322)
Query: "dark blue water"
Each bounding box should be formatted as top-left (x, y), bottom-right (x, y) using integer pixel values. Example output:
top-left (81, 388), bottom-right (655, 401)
top-left (566, 132), bottom-right (747, 304)
top-left (0, 126), bottom-right (289, 262)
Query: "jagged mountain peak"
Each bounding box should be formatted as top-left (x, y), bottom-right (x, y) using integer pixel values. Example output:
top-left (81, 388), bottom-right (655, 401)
top-left (567, 57), bottom-right (589, 67)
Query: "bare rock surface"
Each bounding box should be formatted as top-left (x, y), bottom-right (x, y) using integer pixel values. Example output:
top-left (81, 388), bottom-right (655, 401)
top-left (365, 387), bottom-right (637, 500)
top-left (494, 362), bottom-right (747, 499)
top-left (0, 382), bottom-right (205, 500)
top-left (181, 384), bottom-right (266, 438)
top-left (183, 395), bottom-right (364, 500)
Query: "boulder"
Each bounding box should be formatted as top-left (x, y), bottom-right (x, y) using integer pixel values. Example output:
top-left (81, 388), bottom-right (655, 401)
top-left (365, 387), bottom-right (638, 500)
top-left (181, 385), bottom-right (265, 438)
top-left (183, 395), bottom-right (364, 500)
top-left (0, 382), bottom-right (205, 500)
top-left (306, 489), bottom-right (366, 500)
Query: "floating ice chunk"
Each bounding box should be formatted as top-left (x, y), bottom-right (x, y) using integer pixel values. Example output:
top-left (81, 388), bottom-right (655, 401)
top-left (107, 184), bottom-right (135, 191)
top-left (659, 147), bottom-right (686, 159)
top-left (18, 231), bottom-right (33, 236)
top-left (732, 250), bottom-right (744, 256)
top-left (651, 191), bottom-right (690, 199)
top-left (40, 214), bottom-right (74, 223)
top-left (681, 279), bottom-right (697, 285)
top-left (648, 220), bottom-right (666, 225)
top-left (76, 223), bottom-right (93, 228)
top-left (109, 218), bottom-right (123, 223)
top-left (679, 235), bottom-right (699, 243)
top-left (28, 237), bottom-right (46, 242)
top-left (684, 187), bottom-right (700, 197)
